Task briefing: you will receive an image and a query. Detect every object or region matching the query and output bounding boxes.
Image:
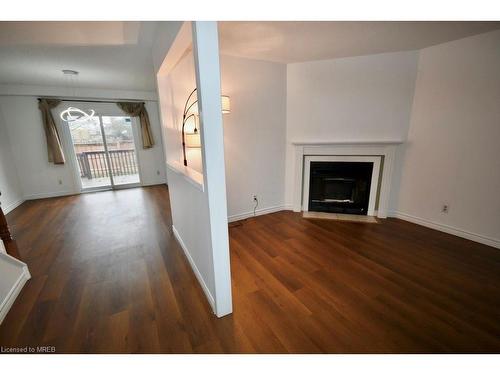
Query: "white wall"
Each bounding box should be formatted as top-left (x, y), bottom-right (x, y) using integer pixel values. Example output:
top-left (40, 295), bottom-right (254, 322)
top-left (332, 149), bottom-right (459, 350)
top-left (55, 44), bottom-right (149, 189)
top-left (285, 51), bottom-right (419, 207)
top-left (394, 30), bottom-right (500, 247)
top-left (0, 93), bottom-right (166, 200)
top-left (160, 52), bottom-right (288, 221)
top-left (138, 101), bottom-right (167, 186)
top-left (159, 50), bottom-right (204, 173)
top-left (158, 46), bottom-right (217, 304)
top-left (0, 108), bottom-right (23, 213)
top-left (0, 96), bottom-right (76, 199)
top-left (220, 55), bottom-right (287, 220)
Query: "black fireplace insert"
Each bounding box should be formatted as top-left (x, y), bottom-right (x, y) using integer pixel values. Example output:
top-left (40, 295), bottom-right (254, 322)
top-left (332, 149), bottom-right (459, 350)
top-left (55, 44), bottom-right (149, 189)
top-left (308, 161), bottom-right (374, 215)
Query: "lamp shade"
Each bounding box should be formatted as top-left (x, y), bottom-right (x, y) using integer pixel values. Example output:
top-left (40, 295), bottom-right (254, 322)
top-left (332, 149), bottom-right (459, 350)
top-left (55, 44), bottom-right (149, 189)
top-left (221, 95), bottom-right (231, 114)
top-left (185, 132), bottom-right (201, 148)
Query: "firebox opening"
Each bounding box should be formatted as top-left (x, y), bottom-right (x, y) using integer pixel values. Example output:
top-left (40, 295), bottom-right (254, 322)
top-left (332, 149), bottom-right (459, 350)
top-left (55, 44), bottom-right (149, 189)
top-left (308, 161), bottom-right (373, 215)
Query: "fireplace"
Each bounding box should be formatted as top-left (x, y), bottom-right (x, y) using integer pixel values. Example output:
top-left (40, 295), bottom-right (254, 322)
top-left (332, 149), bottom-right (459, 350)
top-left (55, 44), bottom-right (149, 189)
top-left (294, 142), bottom-right (398, 218)
top-left (308, 161), bottom-right (374, 215)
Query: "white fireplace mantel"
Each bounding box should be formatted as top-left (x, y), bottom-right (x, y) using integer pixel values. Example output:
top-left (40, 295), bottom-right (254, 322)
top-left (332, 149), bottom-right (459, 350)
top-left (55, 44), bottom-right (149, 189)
top-left (291, 140), bottom-right (403, 218)
top-left (291, 140), bottom-right (403, 146)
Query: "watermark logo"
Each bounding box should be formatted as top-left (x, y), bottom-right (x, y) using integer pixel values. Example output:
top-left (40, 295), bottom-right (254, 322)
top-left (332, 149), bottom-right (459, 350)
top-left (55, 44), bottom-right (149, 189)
top-left (1, 346), bottom-right (56, 353)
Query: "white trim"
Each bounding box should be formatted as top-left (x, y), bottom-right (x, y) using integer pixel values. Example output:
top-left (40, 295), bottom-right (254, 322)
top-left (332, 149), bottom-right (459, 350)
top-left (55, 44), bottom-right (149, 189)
top-left (293, 145), bottom-right (305, 212)
top-left (0, 84), bottom-right (158, 101)
top-left (0, 253), bottom-right (31, 325)
top-left (192, 21), bottom-right (232, 318)
top-left (292, 140), bottom-right (404, 146)
top-left (24, 190), bottom-right (76, 201)
top-left (130, 117), bottom-right (145, 187)
top-left (172, 225), bottom-right (216, 312)
top-left (166, 161), bottom-right (204, 191)
top-left (292, 142), bottom-right (399, 218)
top-left (302, 155), bottom-right (381, 216)
top-left (110, 183), bottom-right (142, 191)
top-left (389, 211), bottom-right (500, 249)
top-left (228, 205), bottom-right (287, 223)
top-left (2, 198), bottom-right (25, 214)
top-left (22, 183), bottom-right (165, 201)
top-left (141, 181), bottom-right (167, 187)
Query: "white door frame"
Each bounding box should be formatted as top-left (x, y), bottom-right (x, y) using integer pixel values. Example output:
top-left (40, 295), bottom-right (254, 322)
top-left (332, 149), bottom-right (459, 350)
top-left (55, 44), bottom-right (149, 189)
top-left (129, 116), bottom-right (145, 187)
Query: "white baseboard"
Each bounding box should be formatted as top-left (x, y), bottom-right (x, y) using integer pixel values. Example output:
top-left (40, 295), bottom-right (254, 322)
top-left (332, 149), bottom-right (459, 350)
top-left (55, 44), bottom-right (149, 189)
top-left (0, 254), bottom-right (31, 325)
top-left (171, 225), bottom-right (216, 313)
top-left (9, 184), bottom-right (164, 211)
top-left (389, 211), bottom-right (500, 249)
top-left (2, 198), bottom-right (25, 214)
top-left (24, 190), bottom-right (76, 201)
top-left (228, 205), bottom-right (287, 223)
top-left (141, 180), bottom-right (167, 187)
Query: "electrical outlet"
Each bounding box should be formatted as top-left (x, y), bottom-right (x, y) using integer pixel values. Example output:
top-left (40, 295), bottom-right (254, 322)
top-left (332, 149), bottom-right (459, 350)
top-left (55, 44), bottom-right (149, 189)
top-left (58, 179), bottom-right (63, 185)
top-left (442, 204), bottom-right (449, 213)
top-left (253, 195), bottom-right (258, 202)
top-left (157, 170), bottom-right (160, 176)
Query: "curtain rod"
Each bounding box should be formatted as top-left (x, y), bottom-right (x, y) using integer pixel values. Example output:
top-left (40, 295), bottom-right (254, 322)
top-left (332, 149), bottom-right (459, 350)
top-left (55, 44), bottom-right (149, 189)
top-left (38, 98), bottom-right (145, 104)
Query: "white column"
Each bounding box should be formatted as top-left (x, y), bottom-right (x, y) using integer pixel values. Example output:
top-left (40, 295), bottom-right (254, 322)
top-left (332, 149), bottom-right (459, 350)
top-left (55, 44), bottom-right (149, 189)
top-left (192, 21), bottom-right (232, 317)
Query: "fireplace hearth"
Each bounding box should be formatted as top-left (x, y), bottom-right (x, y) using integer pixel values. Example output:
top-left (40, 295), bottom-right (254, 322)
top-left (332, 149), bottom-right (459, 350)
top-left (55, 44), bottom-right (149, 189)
top-left (308, 161), bottom-right (374, 215)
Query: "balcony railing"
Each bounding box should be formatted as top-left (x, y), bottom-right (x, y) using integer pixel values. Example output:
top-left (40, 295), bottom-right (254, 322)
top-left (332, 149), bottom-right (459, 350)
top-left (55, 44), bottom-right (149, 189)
top-left (77, 149), bottom-right (138, 179)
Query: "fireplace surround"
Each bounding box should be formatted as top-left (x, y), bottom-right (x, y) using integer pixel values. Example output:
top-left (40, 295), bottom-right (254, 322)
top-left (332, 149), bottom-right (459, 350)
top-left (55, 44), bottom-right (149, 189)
top-left (291, 141), bottom-right (401, 218)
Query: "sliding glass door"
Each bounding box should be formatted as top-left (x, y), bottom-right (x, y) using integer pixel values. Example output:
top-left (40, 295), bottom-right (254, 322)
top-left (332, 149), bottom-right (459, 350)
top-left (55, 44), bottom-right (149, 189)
top-left (68, 115), bottom-right (141, 191)
top-left (68, 116), bottom-right (112, 190)
top-left (101, 116), bottom-right (140, 186)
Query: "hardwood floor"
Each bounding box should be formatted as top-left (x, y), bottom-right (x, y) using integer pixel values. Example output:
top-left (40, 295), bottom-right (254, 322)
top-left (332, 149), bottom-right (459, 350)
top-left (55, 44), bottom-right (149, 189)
top-left (1, 185), bottom-right (499, 353)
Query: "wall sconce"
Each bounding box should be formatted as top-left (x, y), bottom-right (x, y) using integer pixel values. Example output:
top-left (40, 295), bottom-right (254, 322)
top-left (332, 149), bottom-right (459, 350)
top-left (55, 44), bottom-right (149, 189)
top-left (182, 88), bottom-right (230, 166)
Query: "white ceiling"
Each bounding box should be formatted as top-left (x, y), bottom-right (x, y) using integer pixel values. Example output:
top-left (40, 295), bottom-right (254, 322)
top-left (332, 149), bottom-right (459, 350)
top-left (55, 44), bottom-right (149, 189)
top-left (1, 21), bottom-right (499, 91)
top-left (0, 22), bottom-right (160, 91)
top-left (218, 21), bottom-right (500, 63)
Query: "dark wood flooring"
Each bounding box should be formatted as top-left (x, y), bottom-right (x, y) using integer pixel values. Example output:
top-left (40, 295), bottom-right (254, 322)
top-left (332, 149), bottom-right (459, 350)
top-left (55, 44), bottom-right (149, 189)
top-left (0, 185), bottom-right (499, 353)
